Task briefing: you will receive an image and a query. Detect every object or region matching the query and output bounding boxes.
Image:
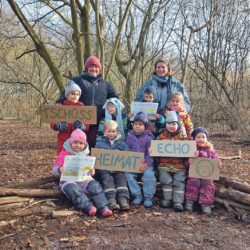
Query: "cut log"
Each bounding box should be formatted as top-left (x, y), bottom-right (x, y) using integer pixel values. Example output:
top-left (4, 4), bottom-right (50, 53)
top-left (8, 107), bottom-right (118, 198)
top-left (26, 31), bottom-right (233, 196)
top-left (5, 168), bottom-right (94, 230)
top-left (52, 210), bottom-right (77, 218)
top-left (215, 186), bottom-right (250, 206)
top-left (215, 197), bottom-right (250, 211)
top-left (0, 188), bottom-right (63, 198)
top-left (215, 176), bottom-right (250, 194)
top-left (1, 176), bottom-right (58, 189)
top-left (0, 196), bottom-right (31, 205)
top-left (0, 202), bottom-right (25, 212)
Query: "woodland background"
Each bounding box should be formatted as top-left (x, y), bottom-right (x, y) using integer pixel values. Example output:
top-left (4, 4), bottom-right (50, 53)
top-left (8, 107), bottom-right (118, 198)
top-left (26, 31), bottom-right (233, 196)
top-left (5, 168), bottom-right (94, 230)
top-left (0, 0), bottom-right (249, 141)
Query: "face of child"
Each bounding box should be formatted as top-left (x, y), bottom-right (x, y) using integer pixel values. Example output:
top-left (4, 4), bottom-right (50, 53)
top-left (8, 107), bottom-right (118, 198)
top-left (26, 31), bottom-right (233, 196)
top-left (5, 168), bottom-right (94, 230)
top-left (144, 92), bottom-right (154, 103)
top-left (104, 127), bottom-right (118, 140)
top-left (87, 64), bottom-right (100, 77)
top-left (166, 122), bottom-right (178, 133)
top-left (195, 132), bottom-right (207, 147)
top-left (168, 96), bottom-right (183, 110)
top-left (71, 141), bottom-right (86, 152)
top-left (66, 91), bottom-right (80, 105)
top-left (133, 120), bottom-right (145, 134)
top-left (107, 103), bottom-right (117, 115)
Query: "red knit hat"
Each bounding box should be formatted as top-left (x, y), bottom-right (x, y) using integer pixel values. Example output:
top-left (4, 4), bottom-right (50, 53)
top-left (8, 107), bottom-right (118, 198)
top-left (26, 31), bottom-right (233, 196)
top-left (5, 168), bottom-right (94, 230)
top-left (84, 56), bottom-right (102, 72)
top-left (70, 129), bottom-right (87, 145)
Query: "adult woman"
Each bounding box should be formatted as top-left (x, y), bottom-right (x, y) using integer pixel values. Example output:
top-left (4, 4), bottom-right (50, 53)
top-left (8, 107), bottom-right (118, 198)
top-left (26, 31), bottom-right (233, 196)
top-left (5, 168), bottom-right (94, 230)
top-left (135, 58), bottom-right (191, 112)
top-left (57, 56), bottom-right (118, 148)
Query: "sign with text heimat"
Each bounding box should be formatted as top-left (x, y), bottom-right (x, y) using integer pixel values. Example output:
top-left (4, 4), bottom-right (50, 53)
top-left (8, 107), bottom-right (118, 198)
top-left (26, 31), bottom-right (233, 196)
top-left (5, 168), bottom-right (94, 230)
top-left (41, 105), bottom-right (97, 124)
top-left (189, 158), bottom-right (220, 180)
top-left (91, 148), bottom-right (144, 173)
top-left (150, 140), bottom-right (197, 157)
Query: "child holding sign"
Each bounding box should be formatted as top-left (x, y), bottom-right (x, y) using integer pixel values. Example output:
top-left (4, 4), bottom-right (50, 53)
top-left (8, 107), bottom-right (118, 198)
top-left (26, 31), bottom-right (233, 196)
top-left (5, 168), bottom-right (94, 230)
top-left (53, 129), bottom-right (112, 217)
top-left (125, 112), bottom-right (156, 208)
top-left (97, 98), bottom-right (129, 138)
top-left (95, 120), bottom-right (131, 211)
top-left (51, 80), bottom-right (89, 155)
top-left (158, 92), bottom-right (193, 139)
top-left (154, 111), bottom-right (187, 212)
top-left (185, 127), bottom-right (222, 214)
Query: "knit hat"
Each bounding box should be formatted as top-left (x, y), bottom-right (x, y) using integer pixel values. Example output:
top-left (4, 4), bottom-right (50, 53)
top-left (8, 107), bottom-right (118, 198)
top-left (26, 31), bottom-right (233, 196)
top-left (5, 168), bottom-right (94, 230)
top-left (70, 129), bottom-right (87, 145)
top-left (144, 86), bottom-right (157, 102)
top-left (65, 80), bottom-right (81, 97)
top-left (191, 127), bottom-right (209, 139)
top-left (84, 56), bottom-right (102, 72)
top-left (103, 98), bottom-right (125, 137)
top-left (134, 111), bottom-right (148, 128)
top-left (165, 111), bottom-right (180, 127)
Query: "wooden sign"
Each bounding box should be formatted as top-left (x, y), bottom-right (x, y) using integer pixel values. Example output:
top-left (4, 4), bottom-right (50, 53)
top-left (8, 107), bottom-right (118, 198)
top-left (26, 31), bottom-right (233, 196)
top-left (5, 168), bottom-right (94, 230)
top-left (189, 158), bottom-right (220, 180)
top-left (150, 140), bottom-right (196, 157)
top-left (41, 105), bottom-right (97, 124)
top-left (91, 148), bottom-right (144, 173)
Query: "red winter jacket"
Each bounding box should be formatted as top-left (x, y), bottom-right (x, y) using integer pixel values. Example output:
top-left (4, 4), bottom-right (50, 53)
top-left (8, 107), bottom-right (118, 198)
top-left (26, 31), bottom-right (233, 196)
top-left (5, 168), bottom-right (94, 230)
top-left (51, 100), bottom-right (90, 155)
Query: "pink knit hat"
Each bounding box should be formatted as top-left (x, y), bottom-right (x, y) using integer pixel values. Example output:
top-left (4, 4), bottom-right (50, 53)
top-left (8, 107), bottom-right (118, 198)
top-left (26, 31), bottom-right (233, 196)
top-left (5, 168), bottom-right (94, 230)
top-left (85, 56), bottom-right (102, 72)
top-left (70, 129), bottom-right (87, 145)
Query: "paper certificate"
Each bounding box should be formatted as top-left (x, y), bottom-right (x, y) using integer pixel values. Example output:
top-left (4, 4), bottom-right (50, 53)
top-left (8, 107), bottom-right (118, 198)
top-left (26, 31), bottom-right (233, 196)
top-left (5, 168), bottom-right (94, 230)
top-left (60, 156), bottom-right (96, 182)
top-left (130, 102), bottom-right (159, 120)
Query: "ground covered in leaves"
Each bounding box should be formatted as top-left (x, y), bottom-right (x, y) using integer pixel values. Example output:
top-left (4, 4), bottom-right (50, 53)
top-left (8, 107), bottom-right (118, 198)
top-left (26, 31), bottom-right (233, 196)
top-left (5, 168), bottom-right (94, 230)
top-left (0, 121), bottom-right (249, 249)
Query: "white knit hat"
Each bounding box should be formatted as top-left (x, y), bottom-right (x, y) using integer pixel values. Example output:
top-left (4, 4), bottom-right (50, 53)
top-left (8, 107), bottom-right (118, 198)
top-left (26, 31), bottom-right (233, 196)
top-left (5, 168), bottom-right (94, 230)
top-left (65, 80), bottom-right (81, 97)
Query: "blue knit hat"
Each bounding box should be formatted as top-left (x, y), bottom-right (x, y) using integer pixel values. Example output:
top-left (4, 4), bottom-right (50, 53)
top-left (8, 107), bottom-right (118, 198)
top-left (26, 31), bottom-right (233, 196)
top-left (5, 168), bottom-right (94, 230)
top-left (191, 127), bottom-right (209, 139)
top-left (144, 86), bottom-right (157, 102)
top-left (65, 80), bottom-right (81, 97)
top-left (134, 111), bottom-right (148, 128)
top-left (165, 111), bottom-right (180, 127)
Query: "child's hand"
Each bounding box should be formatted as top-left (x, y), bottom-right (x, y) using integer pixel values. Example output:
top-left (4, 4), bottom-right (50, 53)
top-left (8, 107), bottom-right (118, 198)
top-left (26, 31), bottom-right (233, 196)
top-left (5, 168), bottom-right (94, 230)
top-left (194, 150), bottom-right (199, 157)
top-left (128, 112), bottom-right (134, 118)
top-left (188, 158), bottom-right (193, 164)
top-left (218, 159), bottom-right (222, 170)
top-left (139, 159), bottom-right (148, 173)
top-left (56, 102), bottom-right (62, 106)
top-left (148, 147), bottom-right (152, 155)
top-left (59, 166), bottom-right (65, 173)
top-left (90, 168), bottom-right (95, 176)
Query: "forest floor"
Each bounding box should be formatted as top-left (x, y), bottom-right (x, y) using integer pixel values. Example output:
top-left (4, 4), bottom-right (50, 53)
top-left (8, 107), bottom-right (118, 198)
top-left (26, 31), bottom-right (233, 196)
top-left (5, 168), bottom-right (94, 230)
top-left (0, 120), bottom-right (249, 249)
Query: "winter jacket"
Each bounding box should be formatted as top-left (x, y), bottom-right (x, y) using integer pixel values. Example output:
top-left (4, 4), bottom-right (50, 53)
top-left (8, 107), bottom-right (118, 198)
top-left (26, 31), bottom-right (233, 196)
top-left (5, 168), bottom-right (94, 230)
top-left (135, 74), bottom-right (191, 112)
top-left (53, 138), bottom-right (93, 191)
top-left (157, 128), bottom-right (187, 172)
top-left (126, 130), bottom-right (155, 166)
top-left (57, 73), bottom-right (118, 123)
top-left (51, 100), bottom-right (90, 155)
top-left (196, 146), bottom-right (219, 160)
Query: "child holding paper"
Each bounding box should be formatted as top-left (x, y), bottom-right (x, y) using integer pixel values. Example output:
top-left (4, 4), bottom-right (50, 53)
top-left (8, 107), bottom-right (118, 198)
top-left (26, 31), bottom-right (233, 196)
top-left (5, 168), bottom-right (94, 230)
top-left (125, 112), bottom-right (156, 208)
top-left (53, 129), bottom-right (112, 217)
top-left (158, 92), bottom-right (193, 139)
top-left (97, 98), bottom-right (129, 138)
top-left (151, 111), bottom-right (187, 212)
top-left (95, 120), bottom-right (131, 211)
top-left (51, 80), bottom-right (89, 155)
top-left (185, 127), bottom-right (222, 214)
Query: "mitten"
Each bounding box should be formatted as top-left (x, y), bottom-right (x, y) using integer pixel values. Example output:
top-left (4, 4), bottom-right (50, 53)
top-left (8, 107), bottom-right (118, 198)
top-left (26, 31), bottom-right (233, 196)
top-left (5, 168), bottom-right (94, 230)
top-left (54, 122), bottom-right (68, 131)
top-left (73, 120), bottom-right (82, 129)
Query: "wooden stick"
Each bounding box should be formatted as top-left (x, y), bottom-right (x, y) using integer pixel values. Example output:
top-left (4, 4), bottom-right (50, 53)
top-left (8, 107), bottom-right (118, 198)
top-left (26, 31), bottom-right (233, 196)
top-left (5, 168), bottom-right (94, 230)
top-left (0, 202), bottom-right (25, 212)
top-left (0, 188), bottom-right (63, 197)
top-left (1, 176), bottom-right (58, 189)
top-left (220, 149), bottom-right (241, 160)
top-left (215, 197), bottom-right (250, 211)
top-left (52, 210), bottom-right (77, 218)
top-left (0, 196), bottom-right (31, 205)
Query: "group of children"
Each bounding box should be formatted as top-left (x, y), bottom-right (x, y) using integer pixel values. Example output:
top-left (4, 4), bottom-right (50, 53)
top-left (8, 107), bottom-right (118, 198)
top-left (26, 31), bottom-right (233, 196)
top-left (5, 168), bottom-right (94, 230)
top-left (52, 80), bottom-right (222, 217)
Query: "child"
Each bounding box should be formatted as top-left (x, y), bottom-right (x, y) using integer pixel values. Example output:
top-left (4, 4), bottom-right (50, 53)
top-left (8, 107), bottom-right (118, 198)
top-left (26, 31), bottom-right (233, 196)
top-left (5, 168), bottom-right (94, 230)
top-left (97, 98), bottom-right (128, 138)
top-left (158, 92), bottom-right (193, 139)
top-left (51, 80), bottom-right (89, 155)
top-left (155, 111), bottom-right (187, 212)
top-left (52, 129), bottom-right (112, 217)
top-left (185, 127), bottom-right (222, 214)
top-left (129, 87), bottom-right (163, 137)
top-left (95, 120), bottom-right (131, 211)
top-left (125, 112), bottom-right (156, 208)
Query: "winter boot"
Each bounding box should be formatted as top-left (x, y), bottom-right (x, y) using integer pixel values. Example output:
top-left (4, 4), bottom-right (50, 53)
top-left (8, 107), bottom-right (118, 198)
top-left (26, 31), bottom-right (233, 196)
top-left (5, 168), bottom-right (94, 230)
top-left (160, 189), bottom-right (172, 208)
top-left (118, 198), bottom-right (130, 211)
top-left (202, 206), bottom-right (211, 214)
top-left (102, 209), bottom-right (113, 217)
top-left (173, 203), bottom-right (183, 212)
top-left (108, 198), bottom-right (120, 211)
top-left (185, 200), bottom-right (193, 212)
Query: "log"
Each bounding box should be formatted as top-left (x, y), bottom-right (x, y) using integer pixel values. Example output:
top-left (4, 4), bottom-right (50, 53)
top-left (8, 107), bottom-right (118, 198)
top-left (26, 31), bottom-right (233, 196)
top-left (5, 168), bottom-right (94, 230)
top-left (0, 202), bottom-right (25, 212)
top-left (215, 176), bottom-right (250, 194)
top-left (52, 210), bottom-right (77, 218)
top-left (215, 186), bottom-right (250, 206)
top-left (220, 149), bottom-right (241, 160)
top-left (0, 188), bottom-right (63, 198)
top-left (1, 176), bottom-right (58, 189)
top-left (0, 196), bottom-right (31, 205)
top-left (214, 197), bottom-right (250, 211)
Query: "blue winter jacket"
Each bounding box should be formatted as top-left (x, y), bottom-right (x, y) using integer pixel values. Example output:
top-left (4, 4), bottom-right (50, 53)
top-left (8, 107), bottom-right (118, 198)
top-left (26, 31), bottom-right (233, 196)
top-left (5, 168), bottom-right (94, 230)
top-left (135, 75), bottom-right (191, 112)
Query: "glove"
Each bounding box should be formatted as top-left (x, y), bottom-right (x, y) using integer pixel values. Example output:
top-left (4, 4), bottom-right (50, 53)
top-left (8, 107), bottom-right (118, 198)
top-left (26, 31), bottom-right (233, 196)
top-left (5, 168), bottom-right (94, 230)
top-left (73, 120), bottom-right (86, 131)
top-left (54, 122), bottom-right (68, 131)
